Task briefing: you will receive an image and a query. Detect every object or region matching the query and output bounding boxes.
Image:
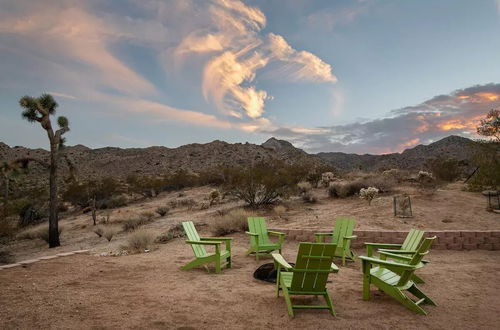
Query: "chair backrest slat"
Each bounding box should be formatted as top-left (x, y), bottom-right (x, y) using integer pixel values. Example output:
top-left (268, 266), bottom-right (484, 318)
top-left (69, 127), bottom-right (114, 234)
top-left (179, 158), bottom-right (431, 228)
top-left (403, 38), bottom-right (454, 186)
top-left (401, 229), bottom-right (425, 251)
top-left (182, 221), bottom-right (207, 257)
top-left (290, 243), bottom-right (337, 293)
top-left (332, 218), bottom-right (355, 249)
top-left (248, 217), bottom-right (270, 245)
top-left (397, 236), bottom-right (435, 286)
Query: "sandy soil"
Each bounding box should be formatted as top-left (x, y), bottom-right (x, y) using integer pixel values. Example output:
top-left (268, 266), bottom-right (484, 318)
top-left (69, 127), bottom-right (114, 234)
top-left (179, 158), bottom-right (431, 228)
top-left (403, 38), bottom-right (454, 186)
top-left (271, 183), bottom-right (500, 231)
top-left (1, 233), bottom-right (499, 330)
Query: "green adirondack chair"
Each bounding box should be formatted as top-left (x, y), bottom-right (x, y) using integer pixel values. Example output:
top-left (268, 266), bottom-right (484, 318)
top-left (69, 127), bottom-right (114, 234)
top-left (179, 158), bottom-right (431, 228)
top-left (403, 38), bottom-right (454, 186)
top-left (314, 218), bottom-right (357, 265)
top-left (360, 236), bottom-right (436, 315)
top-left (272, 242), bottom-right (339, 318)
top-left (365, 229), bottom-right (426, 283)
top-left (246, 217), bottom-right (285, 261)
top-left (181, 221), bottom-right (232, 274)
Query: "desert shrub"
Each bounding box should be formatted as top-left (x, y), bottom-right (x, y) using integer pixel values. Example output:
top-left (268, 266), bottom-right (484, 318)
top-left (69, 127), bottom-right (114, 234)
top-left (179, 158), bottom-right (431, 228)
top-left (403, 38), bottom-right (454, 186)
top-left (0, 247), bottom-right (15, 265)
top-left (211, 208), bottom-right (250, 236)
top-left (199, 201), bottom-right (210, 210)
top-left (382, 169), bottom-right (408, 183)
top-left (18, 202), bottom-right (47, 227)
top-left (140, 211), bottom-right (155, 222)
top-left (64, 178), bottom-right (122, 208)
top-left (360, 187), bottom-right (379, 205)
top-left (125, 230), bottom-right (156, 253)
top-left (328, 180), bottom-right (368, 198)
top-left (273, 205), bottom-right (286, 217)
top-left (155, 206), bottom-right (169, 217)
top-left (302, 191), bottom-right (318, 203)
top-left (104, 195), bottom-right (128, 209)
top-left (0, 217), bottom-right (17, 238)
top-left (297, 181), bottom-right (312, 194)
top-left (468, 141), bottom-right (500, 189)
top-left (417, 171), bottom-right (437, 189)
top-left (102, 225), bottom-right (120, 242)
top-left (155, 224), bottom-right (186, 244)
top-left (208, 189), bottom-right (220, 205)
top-left (176, 198), bottom-right (197, 209)
top-left (126, 174), bottom-right (164, 198)
top-left (94, 225), bottom-right (104, 237)
top-left (426, 157), bottom-right (461, 182)
top-left (122, 218), bottom-right (142, 231)
top-left (364, 175), bottom-right (396, 193)
top-left (163, 169), bottom-right (199, 191)
top-left (223, 162), bottom-right (303, 207)
top-left (319, 172), bottom-right (336, 188)
top-left (16, 223), bottom-right (63, 243)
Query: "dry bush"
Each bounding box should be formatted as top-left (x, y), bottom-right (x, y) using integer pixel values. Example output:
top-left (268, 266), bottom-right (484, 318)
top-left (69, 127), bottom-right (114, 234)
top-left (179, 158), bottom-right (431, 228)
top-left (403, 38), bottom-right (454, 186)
top-left (93, 225), bottom-right (104, 237)
top-left (16, 223), bottom-right (64, 243)
top-left (211, 208), bottom-right (250, 236)
top-left (364, 175), bottom-right (396, 193)
top-left (102, 225), bottom-right (120, 242)
top-left (122, 218), bottom-right (141, 231)
top-left (297, 181), bottom-right (312, 194)
top-left (0, 247), bottom-right (15, 265)
top-left (302, 191), bottom-right (318, 203)
top-left (125, 229), bottom-right (156, 253)
top-left (382, 169), bottom-right (409, 183)
top-left (140, 211), bottom-right (155, 222)
top-left (155, 206), bottom-right (169, 217)
top-left (0, 217), bottom-right (17, 238)
top-left (328, 180), bottom-right (366, 198)
top-left (199, 201), bottom-right (210, 210)
top-left (208, 189), bottom-right (220, 205)
top-left (417, 171), bottom-right (437, 190)
top-left (176, 198), bottom-right (197, 209)
top-left (273, 205), bottom-right (286, 217)
top-left (155, 223), bottom-right (186, 244)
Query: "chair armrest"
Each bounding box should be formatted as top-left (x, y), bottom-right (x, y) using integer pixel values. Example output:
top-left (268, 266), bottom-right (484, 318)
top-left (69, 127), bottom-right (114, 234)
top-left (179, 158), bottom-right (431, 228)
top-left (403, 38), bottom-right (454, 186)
top-left (379, 251), bottom-right (413, 262)
top-left (185, 240), bottom-right (221, 246)
top-left (245, 231), bottom-right (259, 236)
top-left (364, 243), bottom-right (403, 248)
top-left (359, 256), bottom-right (417, 270)
top-left (272, 253), bottom-right (293, 271)
top-left (378, 249), bottom-right (416, 255)
top-left (200, 237), bottom-right (233, 241)
top-left (268, 231), bottom-right (285, 237)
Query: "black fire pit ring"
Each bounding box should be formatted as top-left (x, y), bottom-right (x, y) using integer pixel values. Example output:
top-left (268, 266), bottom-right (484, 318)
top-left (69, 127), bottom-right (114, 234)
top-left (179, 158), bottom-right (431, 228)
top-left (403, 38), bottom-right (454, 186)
top-left (253, 262), bottom-right (295, 283)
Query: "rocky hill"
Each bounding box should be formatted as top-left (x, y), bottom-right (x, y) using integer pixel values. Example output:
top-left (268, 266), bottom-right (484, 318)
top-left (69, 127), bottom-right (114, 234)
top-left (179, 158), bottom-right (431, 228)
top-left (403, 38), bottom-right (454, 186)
top-left (0, 138), bottom-right (325, 184)
top-left (0, 135), bottom-right (487, 185)
top-left (316, 135), bottom-right (480, 171)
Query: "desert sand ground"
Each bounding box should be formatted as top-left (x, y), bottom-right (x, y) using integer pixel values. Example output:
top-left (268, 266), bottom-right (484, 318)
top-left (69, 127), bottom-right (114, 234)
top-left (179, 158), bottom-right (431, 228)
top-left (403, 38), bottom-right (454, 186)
top-left (1, 234), bottom-right (500, 330)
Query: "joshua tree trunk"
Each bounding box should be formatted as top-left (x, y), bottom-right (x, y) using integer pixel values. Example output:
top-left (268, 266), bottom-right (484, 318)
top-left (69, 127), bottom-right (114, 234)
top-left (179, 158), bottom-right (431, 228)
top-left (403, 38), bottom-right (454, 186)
top-left (48, 140), bottom-right (60, 247)
top-left (91, 195), bottom-right (97, 226)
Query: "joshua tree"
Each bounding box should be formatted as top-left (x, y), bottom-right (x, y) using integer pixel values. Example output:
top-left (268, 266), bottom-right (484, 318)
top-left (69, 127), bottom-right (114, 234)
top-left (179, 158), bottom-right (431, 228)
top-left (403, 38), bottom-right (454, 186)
top-left (19, 94), bottom-right (69, 247)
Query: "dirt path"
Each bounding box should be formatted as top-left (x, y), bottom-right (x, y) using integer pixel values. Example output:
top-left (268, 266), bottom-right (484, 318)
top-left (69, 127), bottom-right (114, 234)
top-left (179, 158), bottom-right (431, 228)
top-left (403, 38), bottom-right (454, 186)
top-left (1, 234), bottom-right (499, 330)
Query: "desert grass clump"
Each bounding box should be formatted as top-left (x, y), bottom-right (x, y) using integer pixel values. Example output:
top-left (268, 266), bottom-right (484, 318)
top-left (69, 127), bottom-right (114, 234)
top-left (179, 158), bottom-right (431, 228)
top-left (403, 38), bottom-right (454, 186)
top-left (211, 208), bottom-right (250, 236)
top-left (125, 229), bottom-right (156, 253)
top-left (273, 205), bottom-right (286, 218)
top-left (302, 191), bottom-right (318, 203)
top-left (16, 223), bottom-right (64, 243)
top-left (297, 181), bottom-right (312, 194)
top-left (94, 225), bottom-right (104, 237)
top-left (360, 187), bottom-right (379, 205)
top-left (155, 206), bottom-right (169, 217)
top-left (140, 211), bottom-right (155, 222)
top-left (155, 224), bottom-right (186, 244)
top-left (102, 225), bottom-right (120, 242)
top-left (121, 218), bottom-right (142, 231)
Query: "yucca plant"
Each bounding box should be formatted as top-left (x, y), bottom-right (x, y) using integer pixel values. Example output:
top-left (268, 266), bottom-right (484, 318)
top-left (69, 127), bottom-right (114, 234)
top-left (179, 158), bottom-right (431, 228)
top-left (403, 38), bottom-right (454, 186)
top-left (19, 94), bottom-right (69, 248)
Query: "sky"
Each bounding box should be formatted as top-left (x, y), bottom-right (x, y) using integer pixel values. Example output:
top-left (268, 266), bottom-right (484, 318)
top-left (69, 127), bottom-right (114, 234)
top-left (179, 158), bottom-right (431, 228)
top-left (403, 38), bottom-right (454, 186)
top-left (0, 0), bottom-right (499, 154)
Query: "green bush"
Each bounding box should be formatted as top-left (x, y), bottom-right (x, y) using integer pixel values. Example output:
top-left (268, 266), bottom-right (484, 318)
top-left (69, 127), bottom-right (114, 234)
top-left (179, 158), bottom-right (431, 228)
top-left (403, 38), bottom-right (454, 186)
top-left (469, 141), bottom-right (500, 189)
top-left (223, 162), bottom-right (305, 207)
top-left (426, 157), bottom-right (461, 182)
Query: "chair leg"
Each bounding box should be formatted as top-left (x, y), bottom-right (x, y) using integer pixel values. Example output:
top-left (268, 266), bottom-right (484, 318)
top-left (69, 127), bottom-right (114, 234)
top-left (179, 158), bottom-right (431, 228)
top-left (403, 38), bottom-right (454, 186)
top-left (411, 273), bottom-right (425, 284)
top-left (215, 258), bottom-right (221, 274)
top-left (280, 278), bottom-right (294, 318)
top-left (342, 253), bottom-right (346, 266)
top-left (408, 285), bottom-right (436, 306)
top-left (363, 276), bottom-right (371, 300)
top-left (227, 256), bottom-right (232, 269)
top-left (324, 291), bottom-right (336, 317)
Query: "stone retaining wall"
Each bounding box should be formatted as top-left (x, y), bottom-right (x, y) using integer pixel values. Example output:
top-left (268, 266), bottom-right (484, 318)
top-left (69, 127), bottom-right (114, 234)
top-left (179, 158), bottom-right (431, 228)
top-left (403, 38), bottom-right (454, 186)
top-left (269, 228), bottom-right (500, 251)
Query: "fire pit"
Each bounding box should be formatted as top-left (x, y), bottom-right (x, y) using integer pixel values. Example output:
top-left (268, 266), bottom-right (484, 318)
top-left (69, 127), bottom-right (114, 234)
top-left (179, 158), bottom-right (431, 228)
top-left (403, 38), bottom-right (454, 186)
top-left (253, 262), bottom-right (295, 283)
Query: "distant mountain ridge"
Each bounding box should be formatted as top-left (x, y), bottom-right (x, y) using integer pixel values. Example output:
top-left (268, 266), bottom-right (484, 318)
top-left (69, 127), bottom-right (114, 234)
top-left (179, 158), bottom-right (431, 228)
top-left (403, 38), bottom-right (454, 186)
top-left (315, 135), bottom-right (479, 171)
top-left (0, 135), bottom-right (482, 184)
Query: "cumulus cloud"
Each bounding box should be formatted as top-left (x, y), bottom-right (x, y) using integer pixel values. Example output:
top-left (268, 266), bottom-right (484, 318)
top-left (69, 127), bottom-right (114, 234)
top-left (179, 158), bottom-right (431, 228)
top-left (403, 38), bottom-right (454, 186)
top-left (264, 83), bottom-right (500, 154)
